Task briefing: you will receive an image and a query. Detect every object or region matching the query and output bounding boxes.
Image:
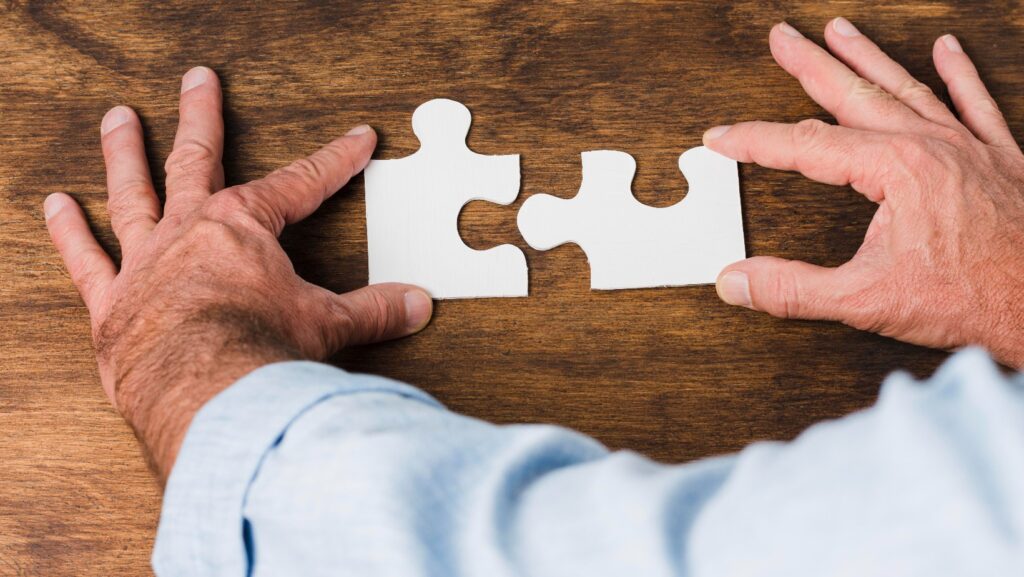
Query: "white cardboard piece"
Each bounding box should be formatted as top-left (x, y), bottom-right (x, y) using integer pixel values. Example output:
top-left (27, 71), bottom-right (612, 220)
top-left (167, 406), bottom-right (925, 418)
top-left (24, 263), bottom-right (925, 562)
top-left (517, 148), bottom-right (745, 290)
top-left (364, 99), bottom-right (528, 299)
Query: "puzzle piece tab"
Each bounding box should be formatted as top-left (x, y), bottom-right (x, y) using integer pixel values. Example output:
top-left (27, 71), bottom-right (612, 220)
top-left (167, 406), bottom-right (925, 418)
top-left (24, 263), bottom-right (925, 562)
top-left (517, 148), bottom-right (745, 290)
top-left (364, 99), bottom-right (528, 299)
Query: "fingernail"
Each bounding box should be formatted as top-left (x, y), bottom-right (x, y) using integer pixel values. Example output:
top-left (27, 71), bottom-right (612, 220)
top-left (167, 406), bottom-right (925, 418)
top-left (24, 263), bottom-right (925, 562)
top-left (703, 125), bottom-right (731, 142)
top-left (717, 271), bottom-right (752, 308)
top-left (43, 193), bottom-right (64, 220)
top-left (346, 124), bottom-right (372, 136)
top-left (833, 17), bottom-right (860, 37)
top-left (942, 34), bottom-right (963, 53)
top-left (404, 290), bottom-right (433, 332)
top-left (181, 66), bottom-right (211, 93)
top-left (100, 106), bottom-right (132, 136)
top-left (778, 22), bottom-right (803, 38)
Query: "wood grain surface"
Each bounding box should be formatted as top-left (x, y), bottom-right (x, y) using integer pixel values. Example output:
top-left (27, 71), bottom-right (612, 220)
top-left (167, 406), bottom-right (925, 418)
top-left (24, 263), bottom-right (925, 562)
top-left (2, 1), bottom-right (1021, 574)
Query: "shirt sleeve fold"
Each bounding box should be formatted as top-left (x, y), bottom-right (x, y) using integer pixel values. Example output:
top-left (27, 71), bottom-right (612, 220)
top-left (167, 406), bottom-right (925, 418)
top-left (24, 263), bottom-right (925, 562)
top-left (152, 361), bottom-right (441, 576)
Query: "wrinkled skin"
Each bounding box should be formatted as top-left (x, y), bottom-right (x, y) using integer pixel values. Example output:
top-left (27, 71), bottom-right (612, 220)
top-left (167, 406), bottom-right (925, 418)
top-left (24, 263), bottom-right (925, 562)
top-left (44, 66), bottom-right (432, 480)
top-left (709, 20), bottom-right (1024, 367)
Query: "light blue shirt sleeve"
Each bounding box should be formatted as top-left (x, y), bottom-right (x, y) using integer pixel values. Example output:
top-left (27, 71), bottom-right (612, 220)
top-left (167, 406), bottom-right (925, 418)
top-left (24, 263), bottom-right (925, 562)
top-left (152, 348), bottom-right (1024, 576)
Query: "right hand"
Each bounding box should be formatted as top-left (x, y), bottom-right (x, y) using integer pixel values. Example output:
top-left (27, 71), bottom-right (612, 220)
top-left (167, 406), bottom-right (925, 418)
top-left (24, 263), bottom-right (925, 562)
top-left (705, 19), bottom-right (1024, 367)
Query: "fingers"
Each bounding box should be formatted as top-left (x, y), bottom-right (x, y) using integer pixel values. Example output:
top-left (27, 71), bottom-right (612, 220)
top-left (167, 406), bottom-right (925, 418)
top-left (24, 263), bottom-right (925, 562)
top-left (823, 18), bottom-right (961, 131)
top-left (101, 106), bottom-right (160, 255)
top-left (716, 256), bottom-right (862, 322)
top-left (325, 284), bottom-right (433, 350)
top-left (44, 193), bottom-right (117, 312)
top-left (164, 66), bottom-right (224, 215)
top-left (703, 119), bottom-right (888, 202)
top-left (769, 22), bottom-right (933, 134)
top-left (235, 125), bottom-right (376, 235)
top-left (933, 35), bottom-right (1020, 150)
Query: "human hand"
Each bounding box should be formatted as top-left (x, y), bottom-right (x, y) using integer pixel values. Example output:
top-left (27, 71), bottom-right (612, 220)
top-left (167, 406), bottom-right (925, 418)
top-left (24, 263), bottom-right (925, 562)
top-left (706, 19), bottom-right (1024, 367)
top-left (44, 67), bottom-right (433, 480)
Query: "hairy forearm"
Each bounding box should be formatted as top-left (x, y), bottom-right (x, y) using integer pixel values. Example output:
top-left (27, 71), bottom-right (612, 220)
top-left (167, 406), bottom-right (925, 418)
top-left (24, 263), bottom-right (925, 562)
top-left (981, 312), bottom-right (1024, 370)
top-left (112, 306), bottom-right (300, 483)
top-left (973, 258), bottom-right (1024, 369)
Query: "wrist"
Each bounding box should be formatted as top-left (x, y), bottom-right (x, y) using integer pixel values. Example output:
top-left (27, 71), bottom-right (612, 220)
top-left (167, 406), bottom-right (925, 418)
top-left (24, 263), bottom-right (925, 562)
top-left (109, 305), bottom-right (300, 482)
top-left (974, 274), bottom-right (1024, 369)
top-left (982, 316), bottom-right (1024, 370)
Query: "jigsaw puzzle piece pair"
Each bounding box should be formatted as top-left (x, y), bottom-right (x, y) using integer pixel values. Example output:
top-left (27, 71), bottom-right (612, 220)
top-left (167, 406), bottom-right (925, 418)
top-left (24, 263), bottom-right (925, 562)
top-left (365, 99), bottom-right (745, 299)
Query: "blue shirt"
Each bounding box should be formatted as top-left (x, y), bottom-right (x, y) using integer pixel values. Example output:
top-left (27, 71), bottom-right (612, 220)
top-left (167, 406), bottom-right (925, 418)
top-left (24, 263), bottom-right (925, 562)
top-left (153, 348), bottom-right (1024, 576)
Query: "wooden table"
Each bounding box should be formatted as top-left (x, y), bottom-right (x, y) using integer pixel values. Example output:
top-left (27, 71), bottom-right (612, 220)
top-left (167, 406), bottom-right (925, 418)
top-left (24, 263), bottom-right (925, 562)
top-left (2, 1), bottom-right (1020, 574)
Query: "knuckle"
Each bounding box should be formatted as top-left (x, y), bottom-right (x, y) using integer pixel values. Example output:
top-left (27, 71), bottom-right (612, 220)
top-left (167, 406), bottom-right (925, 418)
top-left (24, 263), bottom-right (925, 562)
top-left (204, 187), bottom-right (246, 216)
top-left (840, 77), bottom-right (891, 114)
top-left (164, 139), bottom-right (218, 175)
top-left (185, 218), bottom-right (245, 255)
top-left (111, 209), bottom-right (153, 234)
top-left (329, 301), bottom-right (358, 347)
top-left (793, 118), bottom-right (828, 144)
top-left (973, 97), bottom-right (1003, 118)
top-left (846, 77), bottom-right (886, 102)
top-left (894, 77), bottom-right (935, 103)
top-left (361, 290), bottom-right (395, 339)
top-left (203, 187), bottom-right (276, 230)
top-left (368, 290), bottom-right (396, 328)
top-left (791, 119), bottom-right (844, 178)
top-left (289, 157), bottom-right (327, 184)
top-left (107, 178), bottom-right (155, 207)
top-left (107, 192), bottom-right (157, 234)
top-left (770, 264), bottom-right (806, 319)
top-left (157, 211), bottom-right (186, 230)
top-left (335, 290), bottom-right (395, 343)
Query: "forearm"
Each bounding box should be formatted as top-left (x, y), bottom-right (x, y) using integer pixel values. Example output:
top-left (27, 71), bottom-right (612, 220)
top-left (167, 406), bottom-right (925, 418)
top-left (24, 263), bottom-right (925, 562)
top-left (112, 306), bottom-right (299, 482)
top-left (982, 331), bottom-right (1024, 371)
top-left (971, 264), bottom-right (1024, 369)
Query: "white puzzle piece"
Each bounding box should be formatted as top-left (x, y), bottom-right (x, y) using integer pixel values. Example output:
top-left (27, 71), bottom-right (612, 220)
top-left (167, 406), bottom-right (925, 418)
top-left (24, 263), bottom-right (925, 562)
top-left (364, 99), bottom-right (528, 299)
top-left (517, 148), bottom-right (745, 290)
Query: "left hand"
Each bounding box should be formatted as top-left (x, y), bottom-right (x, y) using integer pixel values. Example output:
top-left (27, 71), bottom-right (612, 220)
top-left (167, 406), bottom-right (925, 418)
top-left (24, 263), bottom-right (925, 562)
top-left (45, 67), bottom-right (432, 480)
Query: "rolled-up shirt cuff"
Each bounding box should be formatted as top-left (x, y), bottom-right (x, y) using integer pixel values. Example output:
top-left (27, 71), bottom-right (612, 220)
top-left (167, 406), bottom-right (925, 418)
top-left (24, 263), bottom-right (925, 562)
top-left (151, 360), bottom-right (441, 576)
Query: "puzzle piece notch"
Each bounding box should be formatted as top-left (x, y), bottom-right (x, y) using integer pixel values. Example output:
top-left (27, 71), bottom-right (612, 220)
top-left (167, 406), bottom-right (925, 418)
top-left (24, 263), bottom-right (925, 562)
top-left (517, 147), bottom-right (745, 290)
top-left (364, 99), bottom-right (528, 299)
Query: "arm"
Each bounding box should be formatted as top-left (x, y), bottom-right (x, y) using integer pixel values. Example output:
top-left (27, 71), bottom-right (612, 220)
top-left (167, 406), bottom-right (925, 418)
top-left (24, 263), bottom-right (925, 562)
top-left (44, 66), bottom-right (433, 481)
top-left (706, 20), bottom-right (1024, 367)
top-left (152, 347), bottom-right (1024, 576)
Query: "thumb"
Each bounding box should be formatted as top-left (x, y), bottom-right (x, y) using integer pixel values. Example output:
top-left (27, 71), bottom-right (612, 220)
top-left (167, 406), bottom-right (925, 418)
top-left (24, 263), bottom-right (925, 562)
top-left (716, 256), bottom-right (858, 321)
top-left (327, 283), bottom-right (433, 349)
